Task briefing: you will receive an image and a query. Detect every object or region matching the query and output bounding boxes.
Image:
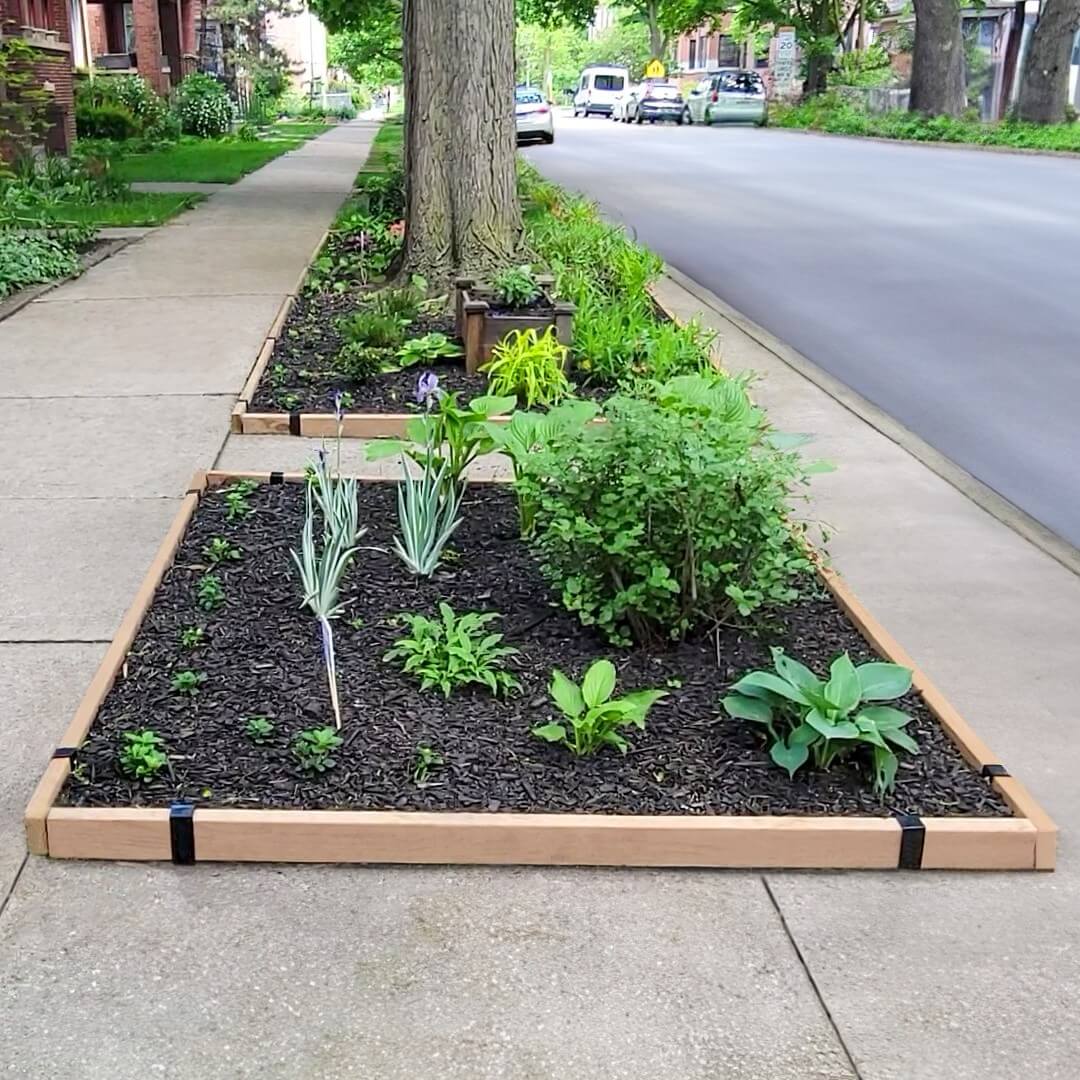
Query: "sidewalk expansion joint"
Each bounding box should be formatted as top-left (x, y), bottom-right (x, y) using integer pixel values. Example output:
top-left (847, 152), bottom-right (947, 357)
top-left (0, 855), bottom-right (28, 926)
top-left (761, 876), bottom-right (865, 1080)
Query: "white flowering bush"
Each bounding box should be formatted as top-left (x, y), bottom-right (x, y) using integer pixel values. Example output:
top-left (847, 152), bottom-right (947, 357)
top-left (174, 73), bottom-right (234, 138)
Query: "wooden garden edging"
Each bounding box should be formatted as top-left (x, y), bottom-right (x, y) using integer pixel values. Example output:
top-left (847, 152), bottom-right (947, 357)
top-left (24, 471), bottom-right (1057, 870)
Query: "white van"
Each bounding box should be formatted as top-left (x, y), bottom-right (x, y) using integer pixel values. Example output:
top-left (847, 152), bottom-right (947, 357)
top-left (573, 66), bottom-right (630, 117)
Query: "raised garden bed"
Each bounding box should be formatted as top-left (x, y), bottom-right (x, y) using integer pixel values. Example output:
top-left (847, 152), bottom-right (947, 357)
top-left (25, 471), bottom-right (1055, 869)
top-left (455, 274), bottom-right (574, 374)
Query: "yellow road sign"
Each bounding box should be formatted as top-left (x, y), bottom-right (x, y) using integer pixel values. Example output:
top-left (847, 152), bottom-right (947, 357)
top-left (644, 59), bottom-right (665, 78)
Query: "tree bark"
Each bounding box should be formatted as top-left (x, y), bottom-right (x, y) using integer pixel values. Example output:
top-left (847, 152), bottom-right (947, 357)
top-left (646, 1), bottom-right (664, 60)
top-left (909, 0), bottom-right (967, 116)
top-left (400, 0), bottom-right (522, 283)
top-left (998, 1), bottom-right (1028, 119)
top-left (1017, 0), bottom-right (1080, 123)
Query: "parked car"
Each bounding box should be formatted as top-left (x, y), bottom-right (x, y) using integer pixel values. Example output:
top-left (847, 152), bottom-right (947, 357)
top-left (610, 85), bottom-right (638, 122)
top-left (683, 70), bottom-right (768, 126)
top-left (515, 86), bottom-right (554, 144)
top-left (572, 65), bottom-right (630, 117)
top-left (626, 79), bottom-right (685, 124)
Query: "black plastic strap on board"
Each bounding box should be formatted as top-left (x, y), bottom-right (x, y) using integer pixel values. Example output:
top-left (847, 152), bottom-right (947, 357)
top-left (52, 746), bottom-right (77, 759)
top-left (169, 802), bottom-right (196, 865)
top-left (894, 812), bottom-right (925, 870)
top-left (288, 412), bottom-right (302, 436)
top-left (269, 471), bottom-right (284, 485)
top-left (981, 763), bottom-right (1010, 778)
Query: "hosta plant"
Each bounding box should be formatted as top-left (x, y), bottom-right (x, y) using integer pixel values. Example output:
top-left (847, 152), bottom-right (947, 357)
top-left (532, 660), bottom-right (666, 756)
top-left (490, 264), bottom-right (541, 307)
top-left (481, 327), bottom-right (570, 408)
top-left (384, 603), bottom-right (520, 698)
top-left (722, 649), bottom-right (918, 793)
top-left (396, 332), bottom-right (464, 368)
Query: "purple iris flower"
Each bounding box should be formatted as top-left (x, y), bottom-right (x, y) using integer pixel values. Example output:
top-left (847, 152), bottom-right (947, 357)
top-left (333, 390), bottom-right (344, 420)
top-left (416, 370), bottom-right (439, 408)
top-left (316, 446), bottom-right (327, 472)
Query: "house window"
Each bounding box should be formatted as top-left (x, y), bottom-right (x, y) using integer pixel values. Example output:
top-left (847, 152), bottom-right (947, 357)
top-left (19, 0), bottom-right (53, 30)
top-left (688, 38), bottom-right (697, 70)
top-left (717, 35), bottom-right (740, 68)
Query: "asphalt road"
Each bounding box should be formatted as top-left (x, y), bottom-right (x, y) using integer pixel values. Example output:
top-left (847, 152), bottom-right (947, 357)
top-left (524, 116), bottom-right (1080, 550)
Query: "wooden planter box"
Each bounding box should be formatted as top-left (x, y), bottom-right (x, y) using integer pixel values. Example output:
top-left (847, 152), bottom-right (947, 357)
top-left (454, 275), bottom-right (575, 375)
top-left (24, 471), bottom-right (1057, 870)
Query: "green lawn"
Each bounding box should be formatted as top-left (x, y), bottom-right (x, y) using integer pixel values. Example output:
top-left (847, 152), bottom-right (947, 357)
top-left (36, 193), bottom-right (204, 228)
top-left (112, 138), bottom-right (305, 184)
top-left (360, 118), bottom-right (404, 174)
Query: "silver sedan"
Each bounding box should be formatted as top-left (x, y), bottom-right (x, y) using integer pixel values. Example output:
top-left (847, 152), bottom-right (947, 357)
top-left (683, 70), bottom-right (768, 126)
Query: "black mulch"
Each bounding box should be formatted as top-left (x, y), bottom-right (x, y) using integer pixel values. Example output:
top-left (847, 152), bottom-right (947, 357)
top-left (249, 288), bottom-right (607, 414)
top-left (63, 483), bottom-right (1009, 818)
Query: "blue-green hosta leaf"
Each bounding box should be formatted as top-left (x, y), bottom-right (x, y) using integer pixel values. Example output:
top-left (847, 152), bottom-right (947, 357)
top-left (770, 738), bottom-right (810, 778)
top-left (532, 722), bottom-right (567, 744)
top-left (732, 671), bottom-right (810, 706)
top-left (805, 709), bottom-right (859, 740)
top-left (789, 721), bottom-right (820, 746)
top-left (365, 438), bottom-right (410, 461)
top-left (467, 394), bottom-right (517, 419)
top-left (770, 648), bottom-right (823, 695)
top-left (721, 693), bottom-right (773, 725)
top-left (601, 728), bottom-right (630, 753)
top-left (881, 727), bottom-right (919, 754)
top-left (856, 663), bottom-right (913, 702)
top-left (856, 705), bottom-right (913, 730)
top-left (619, 689), bottom-right (667, 725)
top-left (549, 669), bottom-right (585, 720)
top-left (581, 659), bottom-right (617, 709)
top-left (824, 653), bottom-right (861, 713)
top-left (852, 718), bottom-right (889, 749)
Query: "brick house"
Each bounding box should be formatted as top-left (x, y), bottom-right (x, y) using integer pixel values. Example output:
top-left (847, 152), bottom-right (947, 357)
top-left (0, 0), bottom-right (81, 153)
top-left (84, 0), bottom-right (201, 93)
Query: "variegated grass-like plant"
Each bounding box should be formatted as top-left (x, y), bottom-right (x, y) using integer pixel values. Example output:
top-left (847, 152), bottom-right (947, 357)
top-left (291, 447), bottom-right (365, 729)
top-left (393, 449), bottom-right (463, 576)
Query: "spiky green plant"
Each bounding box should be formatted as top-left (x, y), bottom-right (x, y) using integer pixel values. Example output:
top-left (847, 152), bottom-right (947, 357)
top-left (393, 448), bottom-right (463, 576)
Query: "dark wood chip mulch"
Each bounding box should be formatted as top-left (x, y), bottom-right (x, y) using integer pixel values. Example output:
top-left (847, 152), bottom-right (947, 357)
top-left (62, 483), bottom-right (1009, 818)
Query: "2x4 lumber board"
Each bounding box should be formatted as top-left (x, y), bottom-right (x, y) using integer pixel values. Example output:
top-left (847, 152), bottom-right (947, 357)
top-left (237, 338), bottom-right (277, 408)
top-left (47, 808), bottom-right (171, 861)
top-left (921, 818), bottom-right (1038, 870)
top-left (818, 563), bottom-right (1000, 771)
top-left (992, 777), bottom-right (1058, 869)
top-left (191, 810), bottom-right (902, 867)
top-left (23, 491), bottom-right (202, 855)
top-left (267, 293), bottom-right (294, 342)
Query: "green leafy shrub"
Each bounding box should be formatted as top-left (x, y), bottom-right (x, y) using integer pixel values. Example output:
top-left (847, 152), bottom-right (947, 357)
top-left (482, 327), bottom-right (570, 407)
top-left (532, 660), bottom-right (666, 756)
top-left (174, 73), bottom-right (234, 137)
top-left (118, 730), bottom-right (168, 780)
top-left (76, 74), bottom-right (171, 139)
top-left (369, 282), bottom-right (423, 324)
top-left (519, 389), bottom-right (815, 645)
top-left (0, 228), bottom-right (81, 298)
top-left (334, 341), bottom-right (384, 381)
top-left (75, 102), bottom-right (139, 141)
top-left (722, 649), bottom-right (917, 793)
top-left (491, 264), bottom-right (541, 307)
top-left (384, 602), bottom-right (520, 697)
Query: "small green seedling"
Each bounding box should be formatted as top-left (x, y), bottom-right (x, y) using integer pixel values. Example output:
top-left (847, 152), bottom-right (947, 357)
top-left (293, 727), bottom-right (343, 773)
top-left (348, 616), bottom-right (365, 630)
top-left (412, 745), bottom-right (443, 785)
top-left (180, 626), bottom-right (205, 649)
top-left (270, 362), bottom-right (288, 386)
top-left (277, 392), bottom-right (300, 410)
top-left (244, 716), bottom-right (275, 745)
top-left (71, 760), bottom-right (89, 785)
top-left (196, 573), bottom-right (225, 611)
top-left (171, 669), bottom-right (205, 697)
top-left (202, 537), bottom-right (242, 565)
top-left (119, 730), bottom-right (167, 780)
top-left (532, 659), bottom-right (666, 756)
top-left (223, 480), bottom-right (257, 522)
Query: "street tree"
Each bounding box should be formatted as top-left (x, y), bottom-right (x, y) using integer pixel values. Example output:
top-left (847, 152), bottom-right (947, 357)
top-left (327, 3), bottom-right (403, 88)
top-left (312, 0), bottom-right (521, 283)
top-left (1016, 0), bottom-right (1080, 123)
top-left (909, 0), bottom-right (966, 116)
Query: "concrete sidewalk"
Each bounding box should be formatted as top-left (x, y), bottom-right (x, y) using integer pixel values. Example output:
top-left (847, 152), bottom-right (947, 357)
top-left (2, 167), bottom-right (1078, 1076)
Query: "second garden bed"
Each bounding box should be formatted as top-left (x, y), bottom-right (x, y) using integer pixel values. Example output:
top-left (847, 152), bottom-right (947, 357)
top-left (26, 472), bottom-right (1054, 870)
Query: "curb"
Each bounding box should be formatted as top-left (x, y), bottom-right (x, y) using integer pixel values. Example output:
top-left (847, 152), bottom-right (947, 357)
top-left (662, 264), bottom-right (1080, 579)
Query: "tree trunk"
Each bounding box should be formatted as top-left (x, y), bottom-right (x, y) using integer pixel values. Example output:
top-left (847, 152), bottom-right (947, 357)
top-left (400, 0), bottom-right (522, 283)
top-left (804, 53), bottom-right (829, 97)
top-left (1017, 0), bottom-right (1080, 123)
top-left (998, 1), bottom-right (1028, 119)
top-left (646, 1), bottom-right (664, 60)
top-left (910, 0), bottom-right (967, 116)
